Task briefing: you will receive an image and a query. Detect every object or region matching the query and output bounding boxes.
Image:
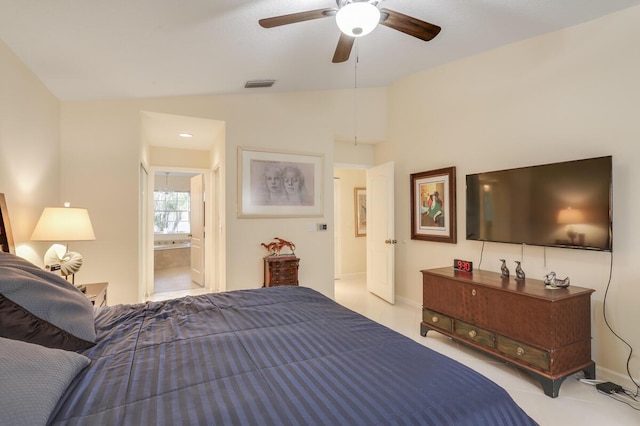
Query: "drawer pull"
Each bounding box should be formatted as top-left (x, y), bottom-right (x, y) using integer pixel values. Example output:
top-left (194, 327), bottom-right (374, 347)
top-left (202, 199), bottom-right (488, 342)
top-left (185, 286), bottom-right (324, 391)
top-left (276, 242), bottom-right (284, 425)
top-left (431, 316), bottom-right (439, 323)
top-left (468, 330), bottom-right (477, 338)
top-left (471, 289), bottom-right (477, 296)
top-left (516, 347), bottom-right (525, 356)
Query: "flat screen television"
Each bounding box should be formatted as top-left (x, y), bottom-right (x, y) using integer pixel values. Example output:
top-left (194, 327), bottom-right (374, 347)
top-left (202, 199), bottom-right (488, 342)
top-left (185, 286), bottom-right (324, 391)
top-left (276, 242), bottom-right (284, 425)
top-left (466, 156), bottom-right (612, 251)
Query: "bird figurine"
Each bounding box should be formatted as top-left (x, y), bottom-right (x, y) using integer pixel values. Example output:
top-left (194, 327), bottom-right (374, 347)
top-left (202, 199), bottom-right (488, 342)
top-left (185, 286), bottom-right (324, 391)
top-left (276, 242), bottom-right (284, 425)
top-left (499, 259), bottom-right (509, 279)
top-left (554, 276), bottom-right (570, 288)
top-left (514, 261), bottom-right (525, 282)
top-left (543, 271), bottom-right (570, 289)
top-left (543, 271), bottom-right (556, 286)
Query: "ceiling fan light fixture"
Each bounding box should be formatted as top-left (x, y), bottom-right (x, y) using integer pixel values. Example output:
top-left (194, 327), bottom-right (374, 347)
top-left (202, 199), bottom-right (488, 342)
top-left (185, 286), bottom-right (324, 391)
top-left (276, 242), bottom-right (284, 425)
top-left (336, 2), bottom-right (380, 38)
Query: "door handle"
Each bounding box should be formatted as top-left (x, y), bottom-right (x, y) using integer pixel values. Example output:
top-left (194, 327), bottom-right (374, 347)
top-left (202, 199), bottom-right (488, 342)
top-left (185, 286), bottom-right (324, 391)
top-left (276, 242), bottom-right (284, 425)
top-left (384, 239), bottom-right (398, 244)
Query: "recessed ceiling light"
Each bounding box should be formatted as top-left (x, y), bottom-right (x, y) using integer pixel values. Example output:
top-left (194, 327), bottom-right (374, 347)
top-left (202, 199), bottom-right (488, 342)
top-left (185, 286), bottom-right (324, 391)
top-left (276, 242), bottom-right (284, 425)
top-left (179, 133), bottom-right (193, 138)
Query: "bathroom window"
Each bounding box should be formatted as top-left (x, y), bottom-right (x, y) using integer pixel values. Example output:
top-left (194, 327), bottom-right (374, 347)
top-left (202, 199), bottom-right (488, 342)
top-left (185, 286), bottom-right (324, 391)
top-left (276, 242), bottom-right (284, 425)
top-left (154, 191), bottom-right (191, 233)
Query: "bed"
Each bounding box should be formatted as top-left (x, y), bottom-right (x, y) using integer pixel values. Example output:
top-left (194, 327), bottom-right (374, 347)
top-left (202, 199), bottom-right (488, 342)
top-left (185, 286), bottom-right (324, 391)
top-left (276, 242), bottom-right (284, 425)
top-left (0, 193), bottom-right (537, 425)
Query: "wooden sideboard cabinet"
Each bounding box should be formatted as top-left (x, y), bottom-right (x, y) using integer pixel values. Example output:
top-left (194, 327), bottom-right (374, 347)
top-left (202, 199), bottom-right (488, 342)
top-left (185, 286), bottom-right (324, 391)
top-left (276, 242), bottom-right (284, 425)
top-left (421, 267), bottom-right (595, 398)
top-left (263, 256), bottom-right (299, 287)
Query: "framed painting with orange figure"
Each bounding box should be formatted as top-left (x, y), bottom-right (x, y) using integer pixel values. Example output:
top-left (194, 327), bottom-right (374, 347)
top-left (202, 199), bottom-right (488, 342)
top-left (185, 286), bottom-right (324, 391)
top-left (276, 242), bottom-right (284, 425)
top-left (410, 167), bottom-right (457, 243)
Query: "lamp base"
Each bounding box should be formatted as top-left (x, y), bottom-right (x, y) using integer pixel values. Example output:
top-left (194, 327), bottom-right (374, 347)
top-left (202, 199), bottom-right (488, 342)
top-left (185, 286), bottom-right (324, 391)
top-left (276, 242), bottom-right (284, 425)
top-left (76, 284), bottom-right (87, 293)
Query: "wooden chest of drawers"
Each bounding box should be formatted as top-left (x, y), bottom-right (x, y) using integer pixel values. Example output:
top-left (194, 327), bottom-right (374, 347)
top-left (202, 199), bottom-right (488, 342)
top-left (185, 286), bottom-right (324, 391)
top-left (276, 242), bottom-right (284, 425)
top-left (264, 256), bottom-right (299, 287)
top-left (421, 267), bottom-right (595, 397)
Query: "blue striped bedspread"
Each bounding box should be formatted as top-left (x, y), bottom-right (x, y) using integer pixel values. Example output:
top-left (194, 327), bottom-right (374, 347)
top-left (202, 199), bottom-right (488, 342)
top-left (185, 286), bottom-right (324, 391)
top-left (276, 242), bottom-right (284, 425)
top-left (50, 286), bottom-right (537, 425)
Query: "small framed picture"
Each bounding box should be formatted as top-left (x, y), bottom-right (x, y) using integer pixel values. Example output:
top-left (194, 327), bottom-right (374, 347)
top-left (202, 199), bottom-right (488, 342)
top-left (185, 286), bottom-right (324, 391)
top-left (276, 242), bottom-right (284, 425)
top-left (410, 166), bottom-right (457, 243)
top-left (354, 187), bottom-right (366, 237)
top-left (238, 147), bottom-right (323, 218)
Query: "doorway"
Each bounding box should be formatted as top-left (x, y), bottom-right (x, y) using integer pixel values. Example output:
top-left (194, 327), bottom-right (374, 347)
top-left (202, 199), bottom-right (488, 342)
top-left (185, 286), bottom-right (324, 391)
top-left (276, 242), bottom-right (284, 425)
top-left (334, 164), bottom-right (395, 304)
top-left (151, 169), bottom-right (206, 296)
top-left (333, 167), bottom-right (367, 281)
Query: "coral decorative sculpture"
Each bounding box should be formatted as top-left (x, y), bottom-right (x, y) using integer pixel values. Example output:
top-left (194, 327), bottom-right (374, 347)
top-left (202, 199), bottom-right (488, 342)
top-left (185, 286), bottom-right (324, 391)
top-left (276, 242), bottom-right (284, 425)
top-left (261, 237), bottom-right (296, 256)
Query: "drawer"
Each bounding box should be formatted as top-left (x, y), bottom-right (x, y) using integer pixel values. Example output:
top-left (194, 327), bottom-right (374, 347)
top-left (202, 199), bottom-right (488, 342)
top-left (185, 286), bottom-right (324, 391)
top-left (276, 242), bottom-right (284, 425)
top-left (497, 335), bottom-right (550, 371)
top-left (270, 268), bottom-right (297, 277)
top-left (422, 308), bottom-right (453, 333)
top-left (454, 320), bottom-right (494, 349)
top-left (270, 279), bottom-right (298, 286)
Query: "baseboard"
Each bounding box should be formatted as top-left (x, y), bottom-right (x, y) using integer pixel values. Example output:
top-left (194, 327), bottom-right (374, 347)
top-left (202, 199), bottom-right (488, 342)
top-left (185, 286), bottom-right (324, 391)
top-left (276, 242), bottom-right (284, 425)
top-left (336, 272), bottom-right (366, 280)
top-left (596, 365), bottom-right (639, 390)
top-left (396, 294), bottom-right (421, 308)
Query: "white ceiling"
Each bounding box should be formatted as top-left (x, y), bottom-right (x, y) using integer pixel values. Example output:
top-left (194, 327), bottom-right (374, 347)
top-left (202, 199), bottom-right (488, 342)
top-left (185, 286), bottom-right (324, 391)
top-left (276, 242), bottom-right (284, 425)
top-left (1, 0), bottom-right (639, 102)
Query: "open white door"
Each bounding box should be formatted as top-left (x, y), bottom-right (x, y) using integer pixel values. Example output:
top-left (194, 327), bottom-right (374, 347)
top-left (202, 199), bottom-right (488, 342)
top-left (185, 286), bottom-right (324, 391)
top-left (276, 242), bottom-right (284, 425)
top-left (334, 178), bottom-right (341, 280)
top-left (366, 162), bottom-right (395, 304)
top-left (190, 174), bottom-right (205, 286)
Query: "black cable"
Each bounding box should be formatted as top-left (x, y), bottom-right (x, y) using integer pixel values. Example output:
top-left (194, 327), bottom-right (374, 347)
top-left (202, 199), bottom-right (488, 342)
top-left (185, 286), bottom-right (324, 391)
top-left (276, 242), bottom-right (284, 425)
top-left (601, 251), bottom-right (640, 397)
top-left (622, 389), bottom-right (638, 402)
top-left (477, 241), bottom-right (485, 270)
top-left (596, 389), bottom-right (640, 411)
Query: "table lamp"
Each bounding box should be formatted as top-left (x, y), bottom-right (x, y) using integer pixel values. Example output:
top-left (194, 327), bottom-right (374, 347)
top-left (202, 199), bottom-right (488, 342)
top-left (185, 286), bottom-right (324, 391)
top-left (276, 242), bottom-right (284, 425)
top-left (31, 202), bottom-right (95, 290)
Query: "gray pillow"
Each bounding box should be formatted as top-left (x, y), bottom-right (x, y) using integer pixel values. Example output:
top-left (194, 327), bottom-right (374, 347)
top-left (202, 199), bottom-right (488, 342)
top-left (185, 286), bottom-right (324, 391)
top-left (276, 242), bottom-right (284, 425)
top-left (0, 251), bottom-right (96, 350)
top-left (0, 336), bottom-right (90, 426)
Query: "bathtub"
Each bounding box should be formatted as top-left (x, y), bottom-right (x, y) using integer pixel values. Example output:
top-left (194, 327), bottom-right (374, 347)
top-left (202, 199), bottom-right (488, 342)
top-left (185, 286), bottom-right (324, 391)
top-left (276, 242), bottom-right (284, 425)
top-left (154, 240), bottom-right (191, 270)
top-left (154, 241), bottom-right (191, 250)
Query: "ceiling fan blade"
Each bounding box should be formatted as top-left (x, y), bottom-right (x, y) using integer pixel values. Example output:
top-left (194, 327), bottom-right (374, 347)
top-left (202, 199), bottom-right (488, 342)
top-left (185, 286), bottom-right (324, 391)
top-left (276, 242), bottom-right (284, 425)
top-left (332, 33), bottom-right (355, 63)
top-left (259, 8), bottom-right (336, 28)
top-left (379, 8), bottom-right (441, 41)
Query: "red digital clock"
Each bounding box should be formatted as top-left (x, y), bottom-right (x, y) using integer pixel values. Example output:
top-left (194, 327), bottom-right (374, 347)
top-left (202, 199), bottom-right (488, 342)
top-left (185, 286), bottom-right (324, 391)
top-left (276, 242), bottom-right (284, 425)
top-left (453, 259), bottom-right (473, 272)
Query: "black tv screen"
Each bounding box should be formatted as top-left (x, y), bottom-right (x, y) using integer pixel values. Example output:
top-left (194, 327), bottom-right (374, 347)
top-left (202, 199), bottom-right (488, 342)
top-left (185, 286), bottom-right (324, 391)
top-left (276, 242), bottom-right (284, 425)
top-left (466, 156), bottom-right (612, 251)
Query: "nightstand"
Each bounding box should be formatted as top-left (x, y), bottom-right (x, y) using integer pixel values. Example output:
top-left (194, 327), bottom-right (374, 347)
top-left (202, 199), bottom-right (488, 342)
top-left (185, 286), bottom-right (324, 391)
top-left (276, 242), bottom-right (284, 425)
top-left (83, 282), bottom-right (108, 307)
top-left (263, 256), bottom-right (299, 287)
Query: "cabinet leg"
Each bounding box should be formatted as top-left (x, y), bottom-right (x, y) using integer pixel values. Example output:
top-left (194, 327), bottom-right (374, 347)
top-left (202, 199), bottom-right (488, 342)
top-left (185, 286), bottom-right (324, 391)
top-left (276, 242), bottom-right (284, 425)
top-left (524, 363), bottom-right (595, 398)
top-left (582, 362), bottom-right (596, 380)
top-left (420, 323), bottom-right (432, 337)
top-left (522, 371), bottom-right (565, 398)
top-left (541, 377), bottom-right (564, 398)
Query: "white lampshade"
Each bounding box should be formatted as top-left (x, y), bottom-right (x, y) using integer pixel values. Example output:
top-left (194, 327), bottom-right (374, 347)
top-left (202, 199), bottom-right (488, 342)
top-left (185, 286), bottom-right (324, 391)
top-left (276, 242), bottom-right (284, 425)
top-left (31, 207), bottom-right (96, 242)
top-left (336, 2), bottom-right (381, 37)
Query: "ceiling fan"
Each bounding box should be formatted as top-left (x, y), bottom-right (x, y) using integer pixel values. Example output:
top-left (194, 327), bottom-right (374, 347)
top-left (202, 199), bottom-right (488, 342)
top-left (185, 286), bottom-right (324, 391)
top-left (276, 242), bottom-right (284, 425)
top-left (259, 0), bottom-right (441, 63)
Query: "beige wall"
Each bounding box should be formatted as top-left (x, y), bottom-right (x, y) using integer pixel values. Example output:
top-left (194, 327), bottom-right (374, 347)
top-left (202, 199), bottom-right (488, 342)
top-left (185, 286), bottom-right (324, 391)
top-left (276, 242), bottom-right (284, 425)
top-left (334, 168), bottom-right (366, 276)
top-left (149, 147), bottom-right (211, 169)
top-left (59, 89), bottom-right (387, 305)
top-left (0, 38), bottom-right (60, 266)
top-left (378, 6), bottom-right (640, 383)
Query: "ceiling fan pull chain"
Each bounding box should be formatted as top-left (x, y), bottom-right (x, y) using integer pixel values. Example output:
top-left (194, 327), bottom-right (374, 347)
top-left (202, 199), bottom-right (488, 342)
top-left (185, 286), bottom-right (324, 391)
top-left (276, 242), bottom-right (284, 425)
top-left (354, 41), bottom-right (359, 146)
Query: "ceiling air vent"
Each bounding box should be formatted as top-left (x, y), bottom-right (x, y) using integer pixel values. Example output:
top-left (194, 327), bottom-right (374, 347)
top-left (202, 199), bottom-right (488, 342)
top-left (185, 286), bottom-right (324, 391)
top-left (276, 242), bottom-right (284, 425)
top-left (244, 80), bottom-right (276, 89)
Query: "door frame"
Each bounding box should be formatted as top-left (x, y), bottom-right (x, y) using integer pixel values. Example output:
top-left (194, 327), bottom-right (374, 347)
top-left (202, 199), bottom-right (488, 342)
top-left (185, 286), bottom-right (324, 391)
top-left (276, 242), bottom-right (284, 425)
top-left (143, 166), bottom-right (213, 300)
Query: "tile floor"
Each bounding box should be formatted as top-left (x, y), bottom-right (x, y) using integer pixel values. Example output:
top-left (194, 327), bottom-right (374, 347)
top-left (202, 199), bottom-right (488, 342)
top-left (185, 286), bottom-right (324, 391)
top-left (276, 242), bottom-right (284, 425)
top-left (148, 273), bottom-right (640, 425)
top-left (149, 266), bottom-right (207, 301)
